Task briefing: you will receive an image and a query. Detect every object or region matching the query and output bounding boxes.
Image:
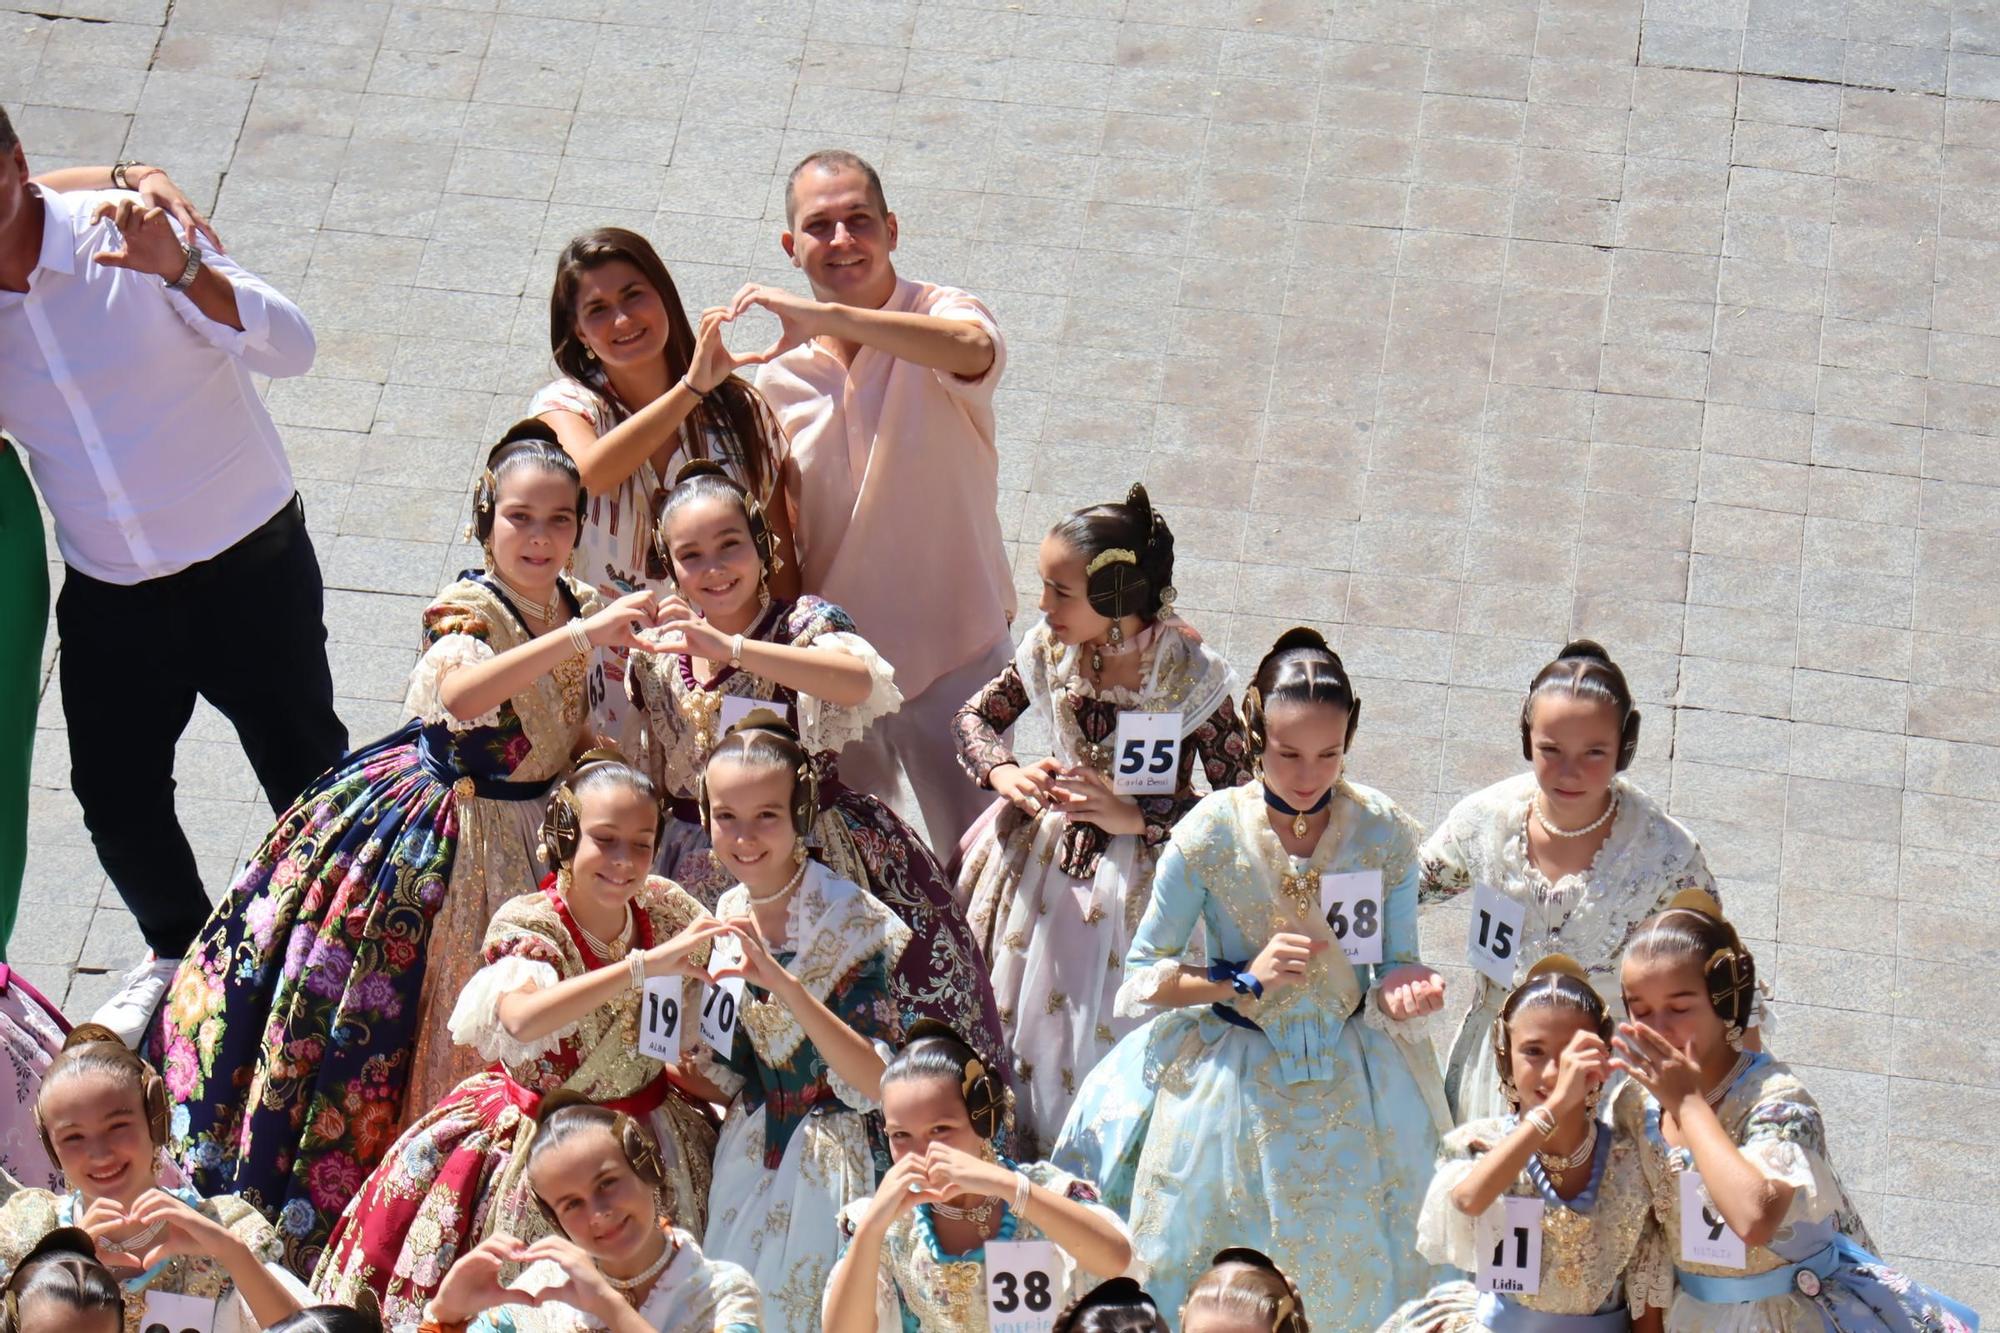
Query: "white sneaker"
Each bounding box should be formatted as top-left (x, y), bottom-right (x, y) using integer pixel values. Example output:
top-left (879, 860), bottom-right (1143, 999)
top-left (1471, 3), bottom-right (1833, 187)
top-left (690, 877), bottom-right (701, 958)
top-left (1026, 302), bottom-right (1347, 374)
top-left (89, 952), bottom-right (181, 1049)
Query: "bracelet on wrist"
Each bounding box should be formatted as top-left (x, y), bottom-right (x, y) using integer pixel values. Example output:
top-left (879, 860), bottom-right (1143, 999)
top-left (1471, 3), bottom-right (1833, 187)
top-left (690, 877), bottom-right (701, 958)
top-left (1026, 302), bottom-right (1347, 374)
top-left (566, 617), bottom-right (592, 658)
top-left (680, 374), bottom-right (710, 399)
top-left (628, 950), bottom-right (647, 991)
top-left (1012, 1171), bottom-right (1031, 1216)
top-left (1205, 960), bottom-right (1263, 1000)
top-left (1524, 1105), bottom-right (1558, 1138)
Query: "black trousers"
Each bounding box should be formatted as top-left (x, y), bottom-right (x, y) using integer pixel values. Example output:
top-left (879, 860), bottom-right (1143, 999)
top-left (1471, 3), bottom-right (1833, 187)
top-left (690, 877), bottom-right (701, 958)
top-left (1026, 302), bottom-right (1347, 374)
top-left (58, 495), bottom-right (349, 957)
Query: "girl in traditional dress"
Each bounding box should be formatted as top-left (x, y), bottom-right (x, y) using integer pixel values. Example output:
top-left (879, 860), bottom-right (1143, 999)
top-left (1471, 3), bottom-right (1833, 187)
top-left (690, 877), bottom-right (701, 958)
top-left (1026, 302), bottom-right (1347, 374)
top-left (1052, 629), bottom-right (1451, 1325)
top-left (416, 1096), bottom-right (760, 1333)
top-left (312, 758), bottom-right (730, 1324)
top-left (1181, 1250), bottom-right (1311, 1333)
top-left (532, 228), bottom-right (797, 751)
top-left (154, 421), bottom-right (661, 1273)
top-left (690, 723), bottom-right (907, 1333)
top-left (1610, 893), bottom-right (1976, 1332)
top-left (823, 1023), bottom-right (1132, 1333)
top-left (0, 1227), bottom-right (123, 1333)
top-left (624, 463), bottom-right (1004, 1075)
top-left (1379, 957), bottom-right (1669, 1333)
top-left (1051, 1278), bottom-right (1168, 1333)
top-left (1419, 641), bottom-right (1727, 1123)
top-left (0, 1027), bottom-right (310, 1332)
top-left (952, 484), bottom-right (1249, 1152)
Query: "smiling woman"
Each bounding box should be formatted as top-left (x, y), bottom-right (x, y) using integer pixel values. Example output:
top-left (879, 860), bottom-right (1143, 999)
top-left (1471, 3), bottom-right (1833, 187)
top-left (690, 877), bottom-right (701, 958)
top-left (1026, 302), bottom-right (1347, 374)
top-left (531, 229), bottom-right (797, 755)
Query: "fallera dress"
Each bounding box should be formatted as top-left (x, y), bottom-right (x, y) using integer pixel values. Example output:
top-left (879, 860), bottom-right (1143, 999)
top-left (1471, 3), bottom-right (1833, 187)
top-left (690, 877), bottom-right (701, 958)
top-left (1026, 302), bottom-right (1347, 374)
top-left (0, 1183), bottom-right (312, 1333)
top-left (696, 862), bottom-right (908, 1333)
top-left (1052, 781), bottom-right (1451, 1326)
top-left (463, 1226), bottom-right (762, 1333)
top-left (626, 595), bottom-right (1005, 1085)
top-left (1376, 1115), bottom-right (1669, 1332)
top-left (1613, 1055), bottom-right (1977, 1333)
top-left (834, 1158), bottom-right (1127, 1333)
top-left (153, 571), bottom-right (599, 1275)
top-left (1419, 774), bottom-right (1721, 1123)
top-left (311, 876), bottom-right (720, 1326)
top-left (952, 619), bottom-right (1249, 1155)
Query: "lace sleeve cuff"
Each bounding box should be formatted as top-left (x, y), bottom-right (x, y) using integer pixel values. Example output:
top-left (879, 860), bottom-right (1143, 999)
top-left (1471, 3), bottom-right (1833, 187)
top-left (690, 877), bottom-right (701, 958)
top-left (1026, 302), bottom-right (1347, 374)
top-left (797, 631), bottom-right (904, 756)
top-left (446, 956), bottom-right (577, 1064)
top-left (1627, 1220), bottom-right (1675, 1315)
top-left (1412, 1158), bottom-right (1481, 1269)
top-left (404, 633), bottom-right (500, 730)
top-left (1113, 959), bottom-right (1182, 1019)
top-left (826, 1038), bottom-right (895, 1112)
top-left (689, 1048), bottom-right (746, 1101)
top-left (1740, 1139), bottom-right (1838, 1223)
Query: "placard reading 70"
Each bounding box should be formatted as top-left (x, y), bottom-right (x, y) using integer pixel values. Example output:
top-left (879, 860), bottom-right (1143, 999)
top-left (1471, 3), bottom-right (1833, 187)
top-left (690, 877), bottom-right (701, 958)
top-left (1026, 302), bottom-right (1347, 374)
top-left (1112, 711), bottom-right (1180, 796)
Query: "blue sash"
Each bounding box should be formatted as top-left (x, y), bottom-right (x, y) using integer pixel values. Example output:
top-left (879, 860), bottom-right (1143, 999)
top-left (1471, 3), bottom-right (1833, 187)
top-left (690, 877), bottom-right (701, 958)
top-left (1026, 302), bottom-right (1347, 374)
top-left (1476, 1293), bottom-right (1628, 1331)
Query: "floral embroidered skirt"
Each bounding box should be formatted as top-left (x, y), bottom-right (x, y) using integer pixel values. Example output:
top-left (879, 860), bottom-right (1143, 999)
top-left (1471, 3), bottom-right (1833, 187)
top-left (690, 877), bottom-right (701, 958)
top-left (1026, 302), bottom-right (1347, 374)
top-left (310, 1071), bottom-right (718, 1326)
top-left (0, 967), bottom-right (67, 1191)
top-left (151, 729), bottom-right (505, 1276)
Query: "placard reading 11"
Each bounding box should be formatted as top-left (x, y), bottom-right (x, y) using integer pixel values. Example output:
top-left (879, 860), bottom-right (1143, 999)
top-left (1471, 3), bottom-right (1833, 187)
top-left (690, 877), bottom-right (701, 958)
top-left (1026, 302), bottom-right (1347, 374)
top-left (1679, 1171), bottom-right (1747, 1268)
top-left (1111, 711), bottom-right (1180, 796)
top-left (1319, 869), bottom-right (1384, 964)
top-left (1473, 1196), bottom-right (1543, 1295)
top-left (986, 1238), bottom-right (1060, 1333)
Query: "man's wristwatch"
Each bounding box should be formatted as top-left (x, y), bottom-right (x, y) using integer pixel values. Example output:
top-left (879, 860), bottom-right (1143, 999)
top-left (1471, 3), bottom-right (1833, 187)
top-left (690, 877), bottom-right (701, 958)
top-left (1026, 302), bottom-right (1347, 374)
top-left (167, 243), bottom-right (201, 291)
top-left (110, 159), bottom-right (143, 190)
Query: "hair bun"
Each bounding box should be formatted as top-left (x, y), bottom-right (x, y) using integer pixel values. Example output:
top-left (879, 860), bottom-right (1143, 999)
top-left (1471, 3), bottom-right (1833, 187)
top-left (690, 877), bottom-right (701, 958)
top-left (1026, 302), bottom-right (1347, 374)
top-left (1268, 626), bottom-right (1329, 655)
top-left (1555, 638), bottom-right (1614, 666)
top-left (672, 458), bottom-right (732, 488)
top-left (1124, 482), bottom-right (1154, 537)
top-left (531, 1088), bottom-right (595, 1127)
top-left (1525, 953), bottom-right (1592, 986)
top-left (724, 708), bottom-right (801, 744)
top-left (496, 416), bottom-right (560, 449)
top-left (903, 1019), bottom-right (972, 1048)
top-left (60, 1023), bottom-right (127, 1053)
top-left (1665, 887), bottom-right (1725, 921)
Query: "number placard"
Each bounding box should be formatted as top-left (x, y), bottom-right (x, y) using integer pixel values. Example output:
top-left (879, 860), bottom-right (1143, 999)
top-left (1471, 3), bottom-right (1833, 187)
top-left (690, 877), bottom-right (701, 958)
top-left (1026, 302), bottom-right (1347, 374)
top-left (1473, 1196), bottom-right (1544, 1295)
top-left (1466, 883), bottom-right (1528, 987)
top-left (699, 969), bottom-right (746, 1056)
top-left (638, 974), bottom-right (683, 1063)
top-left (1679, 1171), bottom-right (1747, 1268)
top-left (1319, 870), bottom-right (1384, 965)
top-left (986, 1238), bottom-right (1060, 1333)
top-left (142, 1290), bottom-right (219, 1333)
top-left (719, 694), bottom-right (794, 735)
top-left (1111, 711), bottom-right (1181, 796)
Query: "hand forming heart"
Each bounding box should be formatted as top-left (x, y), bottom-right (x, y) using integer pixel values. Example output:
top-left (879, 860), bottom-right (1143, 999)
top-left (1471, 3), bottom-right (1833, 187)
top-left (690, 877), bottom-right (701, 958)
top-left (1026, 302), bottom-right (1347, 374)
top-left (79, 1188), bottom-right (230, 1270)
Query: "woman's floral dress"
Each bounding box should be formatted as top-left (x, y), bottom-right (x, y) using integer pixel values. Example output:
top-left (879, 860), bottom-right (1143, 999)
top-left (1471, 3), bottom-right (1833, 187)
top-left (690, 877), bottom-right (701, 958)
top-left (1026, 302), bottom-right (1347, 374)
top-left (151, 571), bottom-right (599, 1276)
top-left (311, 877), bottom-right (719, 1326)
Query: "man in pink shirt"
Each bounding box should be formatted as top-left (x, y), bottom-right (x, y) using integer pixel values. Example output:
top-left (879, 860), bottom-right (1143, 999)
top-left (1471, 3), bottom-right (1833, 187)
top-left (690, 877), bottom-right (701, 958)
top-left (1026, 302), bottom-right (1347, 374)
top-left (731, 150), bottom-right (1013, 851)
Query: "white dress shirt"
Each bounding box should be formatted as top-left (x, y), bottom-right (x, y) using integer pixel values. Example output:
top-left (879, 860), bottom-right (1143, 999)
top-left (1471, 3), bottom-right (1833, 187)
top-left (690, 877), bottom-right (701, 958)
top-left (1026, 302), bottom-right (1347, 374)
top-left (0, 185), bottom-right (316, 584)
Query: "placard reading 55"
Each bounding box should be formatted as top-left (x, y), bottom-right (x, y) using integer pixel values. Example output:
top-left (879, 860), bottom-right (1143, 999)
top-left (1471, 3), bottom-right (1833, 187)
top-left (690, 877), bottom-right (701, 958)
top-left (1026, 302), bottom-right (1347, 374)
top-left (1112, 711), bottom-right (1180, 796)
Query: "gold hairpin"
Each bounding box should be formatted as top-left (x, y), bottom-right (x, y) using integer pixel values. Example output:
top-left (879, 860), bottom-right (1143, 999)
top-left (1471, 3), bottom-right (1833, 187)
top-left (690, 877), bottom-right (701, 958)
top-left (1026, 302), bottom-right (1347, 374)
top-left (1084, 548), bottom-right (1138, 577)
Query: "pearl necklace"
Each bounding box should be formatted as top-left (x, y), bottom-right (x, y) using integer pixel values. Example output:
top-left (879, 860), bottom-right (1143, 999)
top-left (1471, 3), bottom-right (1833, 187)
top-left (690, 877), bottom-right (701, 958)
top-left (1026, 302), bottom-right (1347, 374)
top-left (746, 855), bottom-right (809, 907)
top-left (98, 1220), bottom-right (165, 1254)
top-left (1538, 1124), bottom-right (1595, 1173)
top-left (1703, 1051), bottom-right (1753, 1110)
top-left (1534, 792), bottom-right (1617, 839)
top-left (599, 1232), bottom-right (674, 1295)
top-left (490, 570), bottom-right (559, 625)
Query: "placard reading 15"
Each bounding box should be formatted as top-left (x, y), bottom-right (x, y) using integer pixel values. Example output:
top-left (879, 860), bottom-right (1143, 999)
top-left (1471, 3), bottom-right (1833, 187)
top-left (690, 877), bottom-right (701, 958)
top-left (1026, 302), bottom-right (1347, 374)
top-left (1318, 869), bottom-right (1384, 965)
top-left (1473, 1196), bottom-right (1544, 1295)
top-left (142, 1290), bottom-right (219, 1333)
top-left (986, 1238), bottom-right (1060, 1333)
top-left (1466, 882), bottom-right (1528, 987)
top-left (1679, 1171), bottom-right (1747, 1268)
top-left (638, 974), bottom-right (683, 1063)
top-left (1111, 711), bottom-right (1180, 796)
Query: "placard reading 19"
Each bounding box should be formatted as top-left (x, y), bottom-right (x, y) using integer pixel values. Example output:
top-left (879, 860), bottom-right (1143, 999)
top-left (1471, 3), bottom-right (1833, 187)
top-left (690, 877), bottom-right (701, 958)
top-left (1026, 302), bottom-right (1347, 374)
top-left (638, 974), bottom-right (683, 1063)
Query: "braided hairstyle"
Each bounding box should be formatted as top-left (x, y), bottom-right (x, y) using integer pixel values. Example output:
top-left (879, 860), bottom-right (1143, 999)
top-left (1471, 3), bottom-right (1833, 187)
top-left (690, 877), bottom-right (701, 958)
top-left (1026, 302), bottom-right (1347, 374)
top-left (469, 417), bottom-right (587, 546)
top-left (0, 1229), bottom-right (120, 1333)
top-left (879, 1021), bottom-right (1010, 1142)
top-left (264, 1300), bottom-right (384, 1333)
top-left (36, 1025), bottom-right (170, 1173)
top-left (1051, 1278), bottom-right (1169, 1333)
top-left (1242, 627), bottom-right (1359, 759)
top-left (524, 1092), bottom-right (670, 1231)
top-left (1182, 1249), bottom-right (1310, 1333)
top-left (1048, 483), bottom-right (1177, 623)
top-left (1625, 889), bottom-right (1757, 1039)
top-left (1521, 639), bottom-right (1640, 771)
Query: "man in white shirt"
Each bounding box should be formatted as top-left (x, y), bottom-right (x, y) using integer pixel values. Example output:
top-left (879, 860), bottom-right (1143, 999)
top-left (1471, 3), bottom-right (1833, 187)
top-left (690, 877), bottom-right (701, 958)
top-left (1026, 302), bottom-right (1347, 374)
top-left (0, 111), bottom-right (347, 1042)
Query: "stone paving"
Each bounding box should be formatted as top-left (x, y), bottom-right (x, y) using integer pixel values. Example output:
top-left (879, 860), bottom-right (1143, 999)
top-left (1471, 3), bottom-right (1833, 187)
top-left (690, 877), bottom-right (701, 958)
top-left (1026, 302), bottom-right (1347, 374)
top-left (8, 0), bottom-right (2000, 1308)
